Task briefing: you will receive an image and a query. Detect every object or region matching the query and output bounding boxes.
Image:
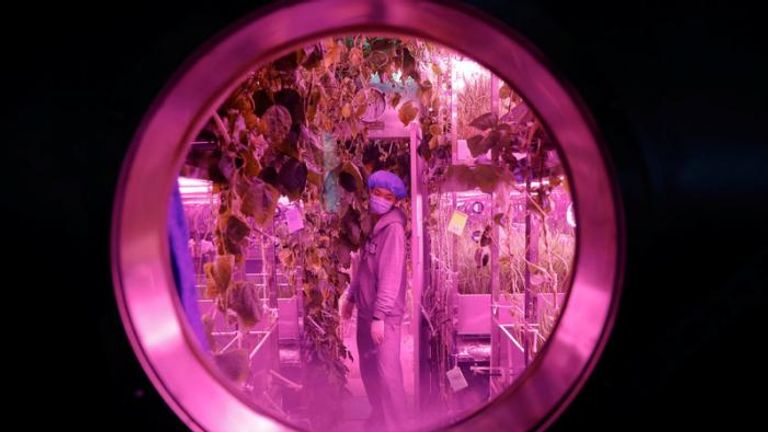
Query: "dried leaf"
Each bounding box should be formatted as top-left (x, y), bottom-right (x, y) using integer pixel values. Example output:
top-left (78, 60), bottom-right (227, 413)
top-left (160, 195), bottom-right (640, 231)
top-left (214, 349), bottom-right (250, 384)
top-left (474, 247), bottom-right (490, 268)
top-left (224, 215), bottom-right (250, 256)
top-left (499, 84), bottom-right (512, 100)
top-left (401, 48), bottom-right (418, 81)
top-left (352, 90), bottom-right (368, 118)
top-left (428, 135), bottom-right (439, 150)
top-left (275, 89), bottom-right (304, 125)
top-left (240, 179), bottom-right (261, 216)
top-left (306, 168), bottom-right (323, 188)
top-left (251, 89), bottom-right (273, 116)
top-left (247, 180), bottom-right (279, 227)
top-left (302, 46), bottom-right (323, 70)
top-left (398, 101), bottom-right (418, 126)
top-left (390, 92), bottom-right (402, 108)
top-left (210, 152), bottom-right (235, 184)
top-left (480, 225), bottom-right (492, 246)
top-left (418, 81), bottom-right (433, 107)
top-left (244, 112), bottom-right (260, 130)
top-left (324, 40), bottom-right (344, 68)
top-left (203, 262), bottom-right (217, 298)
top-left (205, 255), bottom-right (234, 297)
top-left (334, 240), bottom-right (352, 268)
top-left (360, 88), bottom-right (385, 122)
top-left (273, 51), bottom-right (300, 73)
top-left (232, 93), bottom-right (254, 112)
top-left (368, 50), bottom-right (388, 69)
top-left (339, 162), bottom-right (364, 192)
top-left (348, 47), bottom-right (363, 66)
top-left (341, 206), bottom-right (362, 248)
top-left (243, 150), bottom-right (261, 177)
top-left (258, 166), bottom-right (279, 187)
top-left (341, 103), bottom-right (352, 119)
top-left (306, 87), bottom-right (321, 123)
top-left (279, 248), bottom-right (295, 267)
top-left (227, 281), bottom-right (261, 327)
top-left (307, 248), bottom-right (322, 272)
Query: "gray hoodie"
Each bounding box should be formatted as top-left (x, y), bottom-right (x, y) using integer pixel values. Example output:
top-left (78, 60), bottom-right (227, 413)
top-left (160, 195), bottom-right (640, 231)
top-left (346, 207), bottom-right (407, 321)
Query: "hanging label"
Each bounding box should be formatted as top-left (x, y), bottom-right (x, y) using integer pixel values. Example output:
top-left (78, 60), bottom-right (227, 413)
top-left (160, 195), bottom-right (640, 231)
top-left (446, 366), bottom-right (469, 392)
top-left (285, 206), bottom-right (305, 233)
top-left (447, 210), bottom-right (468, 236)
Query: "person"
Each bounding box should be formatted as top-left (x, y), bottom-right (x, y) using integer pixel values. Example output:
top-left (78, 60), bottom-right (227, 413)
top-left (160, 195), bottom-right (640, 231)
top-left (341, 170), bottom-right (408, 430)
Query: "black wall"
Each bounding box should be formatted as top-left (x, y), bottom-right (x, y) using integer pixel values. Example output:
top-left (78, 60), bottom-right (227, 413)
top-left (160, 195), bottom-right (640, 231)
top-left (8, 1), bottom-right (765, 429)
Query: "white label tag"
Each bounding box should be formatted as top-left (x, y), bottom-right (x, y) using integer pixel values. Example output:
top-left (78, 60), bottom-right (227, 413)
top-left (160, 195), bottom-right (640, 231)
top-left (446, 366), bottom-right (469, 392)
top-left (285, 206), bottom-right (304, 233)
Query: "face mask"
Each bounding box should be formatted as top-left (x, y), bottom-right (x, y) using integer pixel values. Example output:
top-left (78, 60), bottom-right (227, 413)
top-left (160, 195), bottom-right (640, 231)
top-left (370, 195), bottom-right (394, 215)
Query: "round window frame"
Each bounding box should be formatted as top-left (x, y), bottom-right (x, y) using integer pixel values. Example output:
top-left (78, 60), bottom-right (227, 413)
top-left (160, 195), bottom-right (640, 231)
top-left (111, 1), bottom-right (624, 431)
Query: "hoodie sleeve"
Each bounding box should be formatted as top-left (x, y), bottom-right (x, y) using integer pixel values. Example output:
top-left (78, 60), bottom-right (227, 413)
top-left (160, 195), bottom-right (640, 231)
top-left (373, 223), bottom-right (406, 320)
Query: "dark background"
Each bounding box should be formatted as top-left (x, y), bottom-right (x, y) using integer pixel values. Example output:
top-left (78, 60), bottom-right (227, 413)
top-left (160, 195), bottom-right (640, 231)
top-left (8, 0), bottom-right (765, 429)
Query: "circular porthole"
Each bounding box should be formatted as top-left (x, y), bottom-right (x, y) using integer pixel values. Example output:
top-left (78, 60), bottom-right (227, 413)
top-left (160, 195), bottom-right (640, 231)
top-left (112, 1), bottom-right (623, 431)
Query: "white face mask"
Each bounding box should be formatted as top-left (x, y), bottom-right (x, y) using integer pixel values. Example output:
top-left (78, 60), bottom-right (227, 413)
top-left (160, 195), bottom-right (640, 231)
top-left (369, 195), bottom-right (394, 215)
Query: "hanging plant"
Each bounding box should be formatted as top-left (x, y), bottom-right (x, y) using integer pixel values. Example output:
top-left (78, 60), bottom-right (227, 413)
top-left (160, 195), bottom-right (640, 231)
top-left (184, 35), bottom-right (439, 421)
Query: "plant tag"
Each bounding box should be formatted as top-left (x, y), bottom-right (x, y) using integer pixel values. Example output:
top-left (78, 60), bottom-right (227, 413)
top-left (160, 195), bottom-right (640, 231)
top-left (285, 206), bottom-right (304, 233)
top-left (447, 210), bottom-right (468, 236)
top-left (446, 366), bottom-right (469, 392)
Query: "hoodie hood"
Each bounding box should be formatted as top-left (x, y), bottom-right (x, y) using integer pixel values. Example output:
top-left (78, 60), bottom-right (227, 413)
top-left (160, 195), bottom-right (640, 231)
top-left (372, 207), bottom-right (406, 236)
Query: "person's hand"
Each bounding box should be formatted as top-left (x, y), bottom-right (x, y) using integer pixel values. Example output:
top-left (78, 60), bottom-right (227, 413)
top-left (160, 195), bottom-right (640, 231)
top-left (340, 297), bottom-right (354, 320)
top-left (371, 319), bottom-right (385, 345)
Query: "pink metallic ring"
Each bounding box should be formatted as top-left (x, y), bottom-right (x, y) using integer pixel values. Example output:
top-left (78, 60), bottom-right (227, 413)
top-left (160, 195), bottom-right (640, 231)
top-left (111, 1), bottom-right (624, 431)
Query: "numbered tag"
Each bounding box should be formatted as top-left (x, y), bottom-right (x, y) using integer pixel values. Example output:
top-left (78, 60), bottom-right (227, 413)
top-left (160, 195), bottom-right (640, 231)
top-left (447, 210), bottom-right (468, 236)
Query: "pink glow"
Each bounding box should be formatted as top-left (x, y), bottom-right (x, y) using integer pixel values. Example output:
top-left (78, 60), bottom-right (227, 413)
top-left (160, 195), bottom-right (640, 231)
top-left (111, 1), bottom-right (624, 431)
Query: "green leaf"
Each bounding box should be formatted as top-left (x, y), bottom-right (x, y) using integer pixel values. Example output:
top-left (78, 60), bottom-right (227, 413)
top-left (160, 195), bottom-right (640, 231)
top-left (479, 130), bottom-right (501, 153)
top-left (469, 112), bottom-right (498, 131)
top-left (473, 165), bottom-right (501, 193)
top-left (467, 130), bottom-right (500, 158)
top-left (467, 135), bottom-right (485, 157)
